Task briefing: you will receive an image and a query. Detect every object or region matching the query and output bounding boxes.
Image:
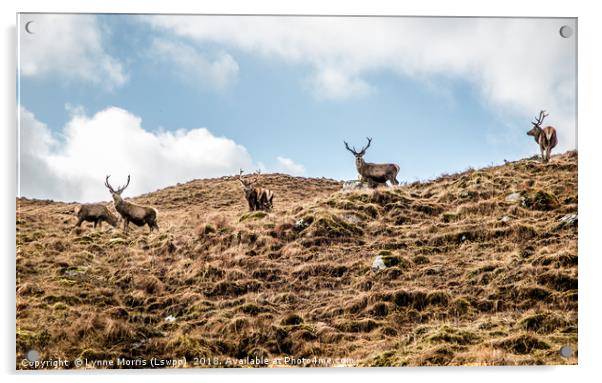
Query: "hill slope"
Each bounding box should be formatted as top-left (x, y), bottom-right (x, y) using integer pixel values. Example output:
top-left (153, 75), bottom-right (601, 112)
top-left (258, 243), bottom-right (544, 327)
top-left (16, 152), bottom-right (577, 368)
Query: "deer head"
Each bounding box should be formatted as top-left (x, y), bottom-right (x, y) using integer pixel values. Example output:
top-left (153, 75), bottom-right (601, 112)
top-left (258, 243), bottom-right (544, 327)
top-left (344, 137), bottom-right (372, 168)
top-left (238, 169), bottom-right (252, 191)
top-left (253, 169), bottom-right (263, 184)
top-left (527, 110), bottom-right (549, 137)
top-left (105, 175), bottom-right (130, 204)
top-left (238, 169), bottom-right (263, 189)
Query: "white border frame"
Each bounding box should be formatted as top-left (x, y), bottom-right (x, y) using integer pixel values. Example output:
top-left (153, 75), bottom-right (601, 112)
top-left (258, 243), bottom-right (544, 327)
top-left (3, 1), bottom-right (599, 383)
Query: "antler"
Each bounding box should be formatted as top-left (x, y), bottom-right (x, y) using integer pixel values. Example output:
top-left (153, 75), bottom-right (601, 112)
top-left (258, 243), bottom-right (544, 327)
top-left (344, 141), bottom-right (358, 155)
top-left (238, 169), bottom-right (249, 186)
top-left (359, 137), bottom-right (372, 155)
top-left (104, 175), bottom-right (115, 193)
top-left (533, 110), bottom-right (549, 127)
top-left (117, 175), bottom-right (131, 194)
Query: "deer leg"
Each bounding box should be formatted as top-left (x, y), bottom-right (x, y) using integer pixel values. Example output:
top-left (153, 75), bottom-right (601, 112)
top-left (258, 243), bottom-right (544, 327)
top-left (74, 218), bottom-right (83, 228)
top-left (148, 219), bottom-right (157, 233)
top-left (546, 147), bottom-right (552, 162)
top-left (543, 148), bottom-right (548, 162)
top-left (93, 220), bottom-right (98, 228)
top-left (98, 221), bottom-right (102, 229)
top-left (123, 219), bottom-right (129, 233)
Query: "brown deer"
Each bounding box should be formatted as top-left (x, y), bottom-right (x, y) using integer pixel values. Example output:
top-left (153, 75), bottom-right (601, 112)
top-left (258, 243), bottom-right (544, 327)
top-left (344, 137), bottom-right (400, 187)
top-left (238, 169), bottom-right (274, 211)
top-left (527, 110), bottom-right (558, 163)
top-left (74, 204), bottom-right (118, 229)
top-left (104, 175), bottom-right (159, 233)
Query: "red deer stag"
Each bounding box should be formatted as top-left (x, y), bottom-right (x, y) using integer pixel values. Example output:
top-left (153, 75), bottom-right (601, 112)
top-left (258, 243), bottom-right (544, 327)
top-left (238, 169), bottom-right (274, 211)
top-left (74, 204), bottom-right (118, 229)
top-left (344, 137), bottom-right (400, 187)
top-left (527, 110), bottom-right (558, 163)
top-left (104, 175), bottom-right (159, 233)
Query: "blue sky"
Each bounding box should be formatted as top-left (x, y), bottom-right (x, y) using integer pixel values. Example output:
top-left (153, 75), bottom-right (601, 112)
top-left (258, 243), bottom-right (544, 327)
top-left (18, 14), bottom-right (577, 201)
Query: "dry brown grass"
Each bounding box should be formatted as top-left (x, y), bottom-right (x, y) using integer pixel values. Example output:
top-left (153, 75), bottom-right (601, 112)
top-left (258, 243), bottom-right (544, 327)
top-left (16, 153), bottom-right (577, 368)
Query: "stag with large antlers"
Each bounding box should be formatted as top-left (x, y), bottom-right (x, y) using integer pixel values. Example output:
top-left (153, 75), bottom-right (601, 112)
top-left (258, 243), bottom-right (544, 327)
top-left (527, 110), bottom-right (558, 163)
top-left (344, 137), bottom-right (400, 187)
top-left (238, 169), bottom-right (274, 211)
top-left (104, 175), bottom-right (159, 233)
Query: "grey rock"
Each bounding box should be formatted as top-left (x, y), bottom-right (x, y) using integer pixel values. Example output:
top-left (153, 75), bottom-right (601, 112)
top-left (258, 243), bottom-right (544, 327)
top-left (342, 180), bottom-right (369, 191)
top-left (372, 256), bottom-right (386, 272)
top-left (506, 192), bottom-right (524, 203)
top-left (557, 213), bottom-right (578, 230)
top-left (294, 218), bottom-right (309, 230)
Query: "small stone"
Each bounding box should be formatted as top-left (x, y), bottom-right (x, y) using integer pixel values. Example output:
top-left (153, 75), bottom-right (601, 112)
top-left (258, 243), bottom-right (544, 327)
top-left (164, 315), bottom-right (176, 322)
top-left (342, 180), bottom-right (369, 191)
top-left (294, 218), bottom-right (308, 230)
top-left (343, 214), bottom-right (362, 224)
top-left (372, 256), bottom-right (386, 272)
top-left (557, 213), bottom-right (578, 229)
top-left (501, 216), bottom-right (511, 223)
top-left (559, 213), bottom-right (577, 223)
top-left (506, 192), bottom-right (523, 202)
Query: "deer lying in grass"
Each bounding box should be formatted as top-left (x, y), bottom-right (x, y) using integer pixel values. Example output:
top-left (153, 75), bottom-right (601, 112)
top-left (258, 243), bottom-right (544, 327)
top-left (238, 169), bottom-right (274, 211)
top-left (344, 137), bottom-right (400, 187)
top-left (104, 175), bottom-right (159, 233)
top-left (527, 110), bottom-right (558, 163)
top-left (74, 204), bottom-right (118, 229)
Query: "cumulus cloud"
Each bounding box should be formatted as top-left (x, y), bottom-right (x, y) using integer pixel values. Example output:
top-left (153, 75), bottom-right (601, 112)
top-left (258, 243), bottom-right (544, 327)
top-left (142, 16), bottom-right (576, 149)
top-left (18, 107), bottom-right (66, 200)
top-left (18, 106), bottom-right (256, 202)
top-left (149, 38), bottom-right (239, 90)
top-left (274, 156), bottom-right (305, 176)
top-left (19, 14), bottom-right (127, 88)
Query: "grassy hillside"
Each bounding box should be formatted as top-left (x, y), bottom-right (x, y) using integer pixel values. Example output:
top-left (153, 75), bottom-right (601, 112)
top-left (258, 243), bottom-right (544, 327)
top-left (16, 151), bottom-right (578, 368)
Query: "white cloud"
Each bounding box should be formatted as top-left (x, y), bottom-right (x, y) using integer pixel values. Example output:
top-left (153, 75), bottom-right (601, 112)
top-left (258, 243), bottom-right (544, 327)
top-left (142, 16), bottom-right (576, 150)
top-left (18, 106), bottom-right (255, 202)
top-left (149, 38), bottom-right (239, 90)
top-left (308, 68), bottom-right (372, 100)
top-left (18, 107), bottom-right (66, 200)
top-left (19, 14), bottom-right (127, 88)
top-left (274, 156), bottom-right (305, 176)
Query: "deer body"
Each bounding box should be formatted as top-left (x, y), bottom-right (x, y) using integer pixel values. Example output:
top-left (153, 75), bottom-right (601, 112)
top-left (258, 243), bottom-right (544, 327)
top-left (105, 175), bottom-right (159, 233)
top-left (355, 157), bottom-right (400, 187)
top-left (345, 138), bottom-right (400, 187)
top-left (113, 197), bottom-right (158, 232)
top-left (527, 110), bottom-right (558, 163)
top-left (239, 170), bottom-right (274, 211)
top-left (75, 204), bottom-right (118, 229)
